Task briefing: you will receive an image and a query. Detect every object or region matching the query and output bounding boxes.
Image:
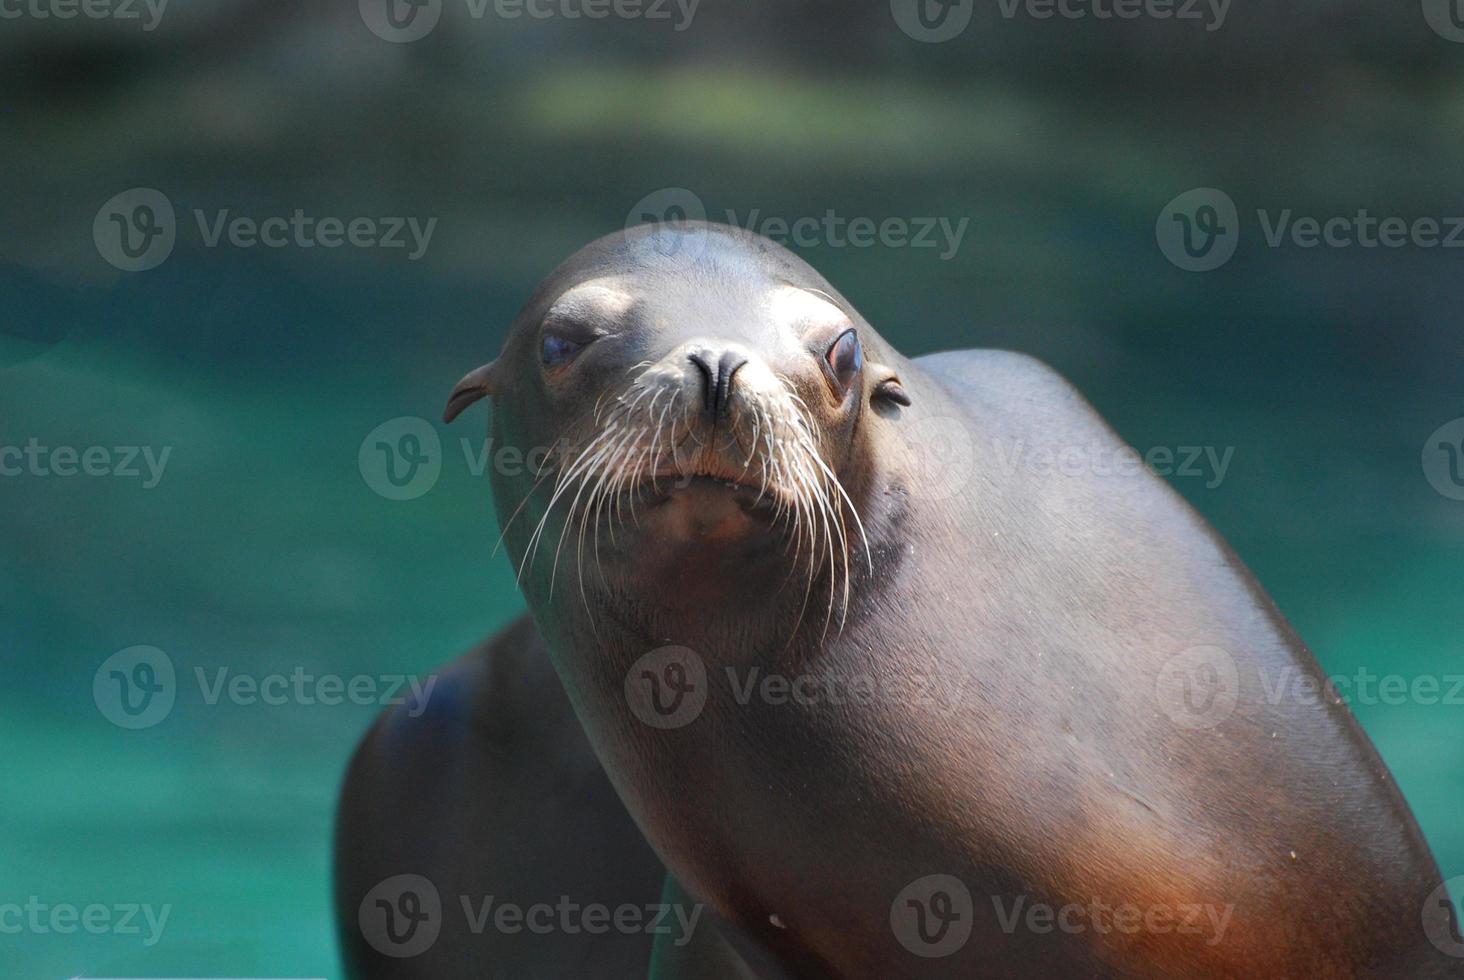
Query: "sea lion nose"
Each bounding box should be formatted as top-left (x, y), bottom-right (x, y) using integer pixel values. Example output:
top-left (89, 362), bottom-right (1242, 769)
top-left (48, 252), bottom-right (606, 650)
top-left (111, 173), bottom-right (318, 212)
top-left (687, 348), bottom-right (750, 421)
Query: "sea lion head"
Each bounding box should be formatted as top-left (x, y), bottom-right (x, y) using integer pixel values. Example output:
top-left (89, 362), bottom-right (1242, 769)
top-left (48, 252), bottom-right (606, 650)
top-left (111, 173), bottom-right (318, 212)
top-left (445, 222), bottom-right (913, 637)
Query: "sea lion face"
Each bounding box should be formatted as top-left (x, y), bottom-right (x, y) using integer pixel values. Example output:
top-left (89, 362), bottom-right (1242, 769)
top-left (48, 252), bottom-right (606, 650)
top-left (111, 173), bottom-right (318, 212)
top-left (446, 224), bottom-right (910, 620)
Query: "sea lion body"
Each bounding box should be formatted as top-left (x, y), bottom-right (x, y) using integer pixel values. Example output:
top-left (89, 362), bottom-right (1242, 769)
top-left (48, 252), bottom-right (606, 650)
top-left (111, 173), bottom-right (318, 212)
top-left (333, 618), bottom-right (669, 978)
top-left (337, 223), bottom-right (1460, 978)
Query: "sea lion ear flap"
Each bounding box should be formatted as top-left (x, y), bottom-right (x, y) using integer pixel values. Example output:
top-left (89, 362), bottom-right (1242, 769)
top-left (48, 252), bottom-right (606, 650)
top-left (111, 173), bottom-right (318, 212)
top-left (443, 361), bottom-right (500, 424)
top-left (872, 375), bottom-right (912, 407)
top-left (860, 335), bottom-right (911, 408)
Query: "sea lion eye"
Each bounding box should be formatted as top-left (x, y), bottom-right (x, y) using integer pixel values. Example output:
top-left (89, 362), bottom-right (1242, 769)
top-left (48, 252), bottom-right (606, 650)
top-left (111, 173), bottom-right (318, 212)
top-left (825, 328), bottom-right (862, 393)
top-left (541, 332), bottom-right (586, 368)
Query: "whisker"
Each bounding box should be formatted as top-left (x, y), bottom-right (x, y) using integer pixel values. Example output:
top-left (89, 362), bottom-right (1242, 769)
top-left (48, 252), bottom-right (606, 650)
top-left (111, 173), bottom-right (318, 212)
top-left (503, 363), bottom-right (871, 647)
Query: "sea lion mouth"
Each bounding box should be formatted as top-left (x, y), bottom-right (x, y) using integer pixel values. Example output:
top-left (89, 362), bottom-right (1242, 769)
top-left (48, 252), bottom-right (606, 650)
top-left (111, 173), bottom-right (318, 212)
top-left (638, 472), bottom-right (782, 521)
top-left (634, 475), bottom-right (783, 545)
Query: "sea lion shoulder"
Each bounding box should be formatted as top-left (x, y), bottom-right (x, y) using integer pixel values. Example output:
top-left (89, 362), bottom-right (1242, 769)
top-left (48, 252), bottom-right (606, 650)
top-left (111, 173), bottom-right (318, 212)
top-left (915, 347), bottom-right (1113, 444)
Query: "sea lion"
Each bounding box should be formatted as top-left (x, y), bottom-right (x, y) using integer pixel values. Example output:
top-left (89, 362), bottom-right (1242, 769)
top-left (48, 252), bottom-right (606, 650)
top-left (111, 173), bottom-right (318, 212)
top-left (333, 618), bottom-right (671, 979)
top-left (337, 221), bottom-right (1460, 978)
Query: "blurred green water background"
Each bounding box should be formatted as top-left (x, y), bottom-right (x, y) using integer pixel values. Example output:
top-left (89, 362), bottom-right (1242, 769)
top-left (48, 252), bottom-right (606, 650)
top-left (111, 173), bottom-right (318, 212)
top-left (3, 2), bottom-right (1464, 976)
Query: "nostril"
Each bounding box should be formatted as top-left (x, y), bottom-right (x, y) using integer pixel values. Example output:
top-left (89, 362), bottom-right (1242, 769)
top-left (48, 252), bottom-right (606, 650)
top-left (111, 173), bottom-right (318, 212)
top-left (687, 352), bottom-right (715, 413)
top-left (715, 351), bottom-right (749, 420)
top-left (687, 349), bottom-right (748, 420)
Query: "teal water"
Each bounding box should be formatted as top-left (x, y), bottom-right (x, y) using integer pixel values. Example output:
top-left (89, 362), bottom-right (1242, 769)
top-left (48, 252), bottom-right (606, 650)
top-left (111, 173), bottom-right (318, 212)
top-left (4, 62), bottom-right (1464, 978)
